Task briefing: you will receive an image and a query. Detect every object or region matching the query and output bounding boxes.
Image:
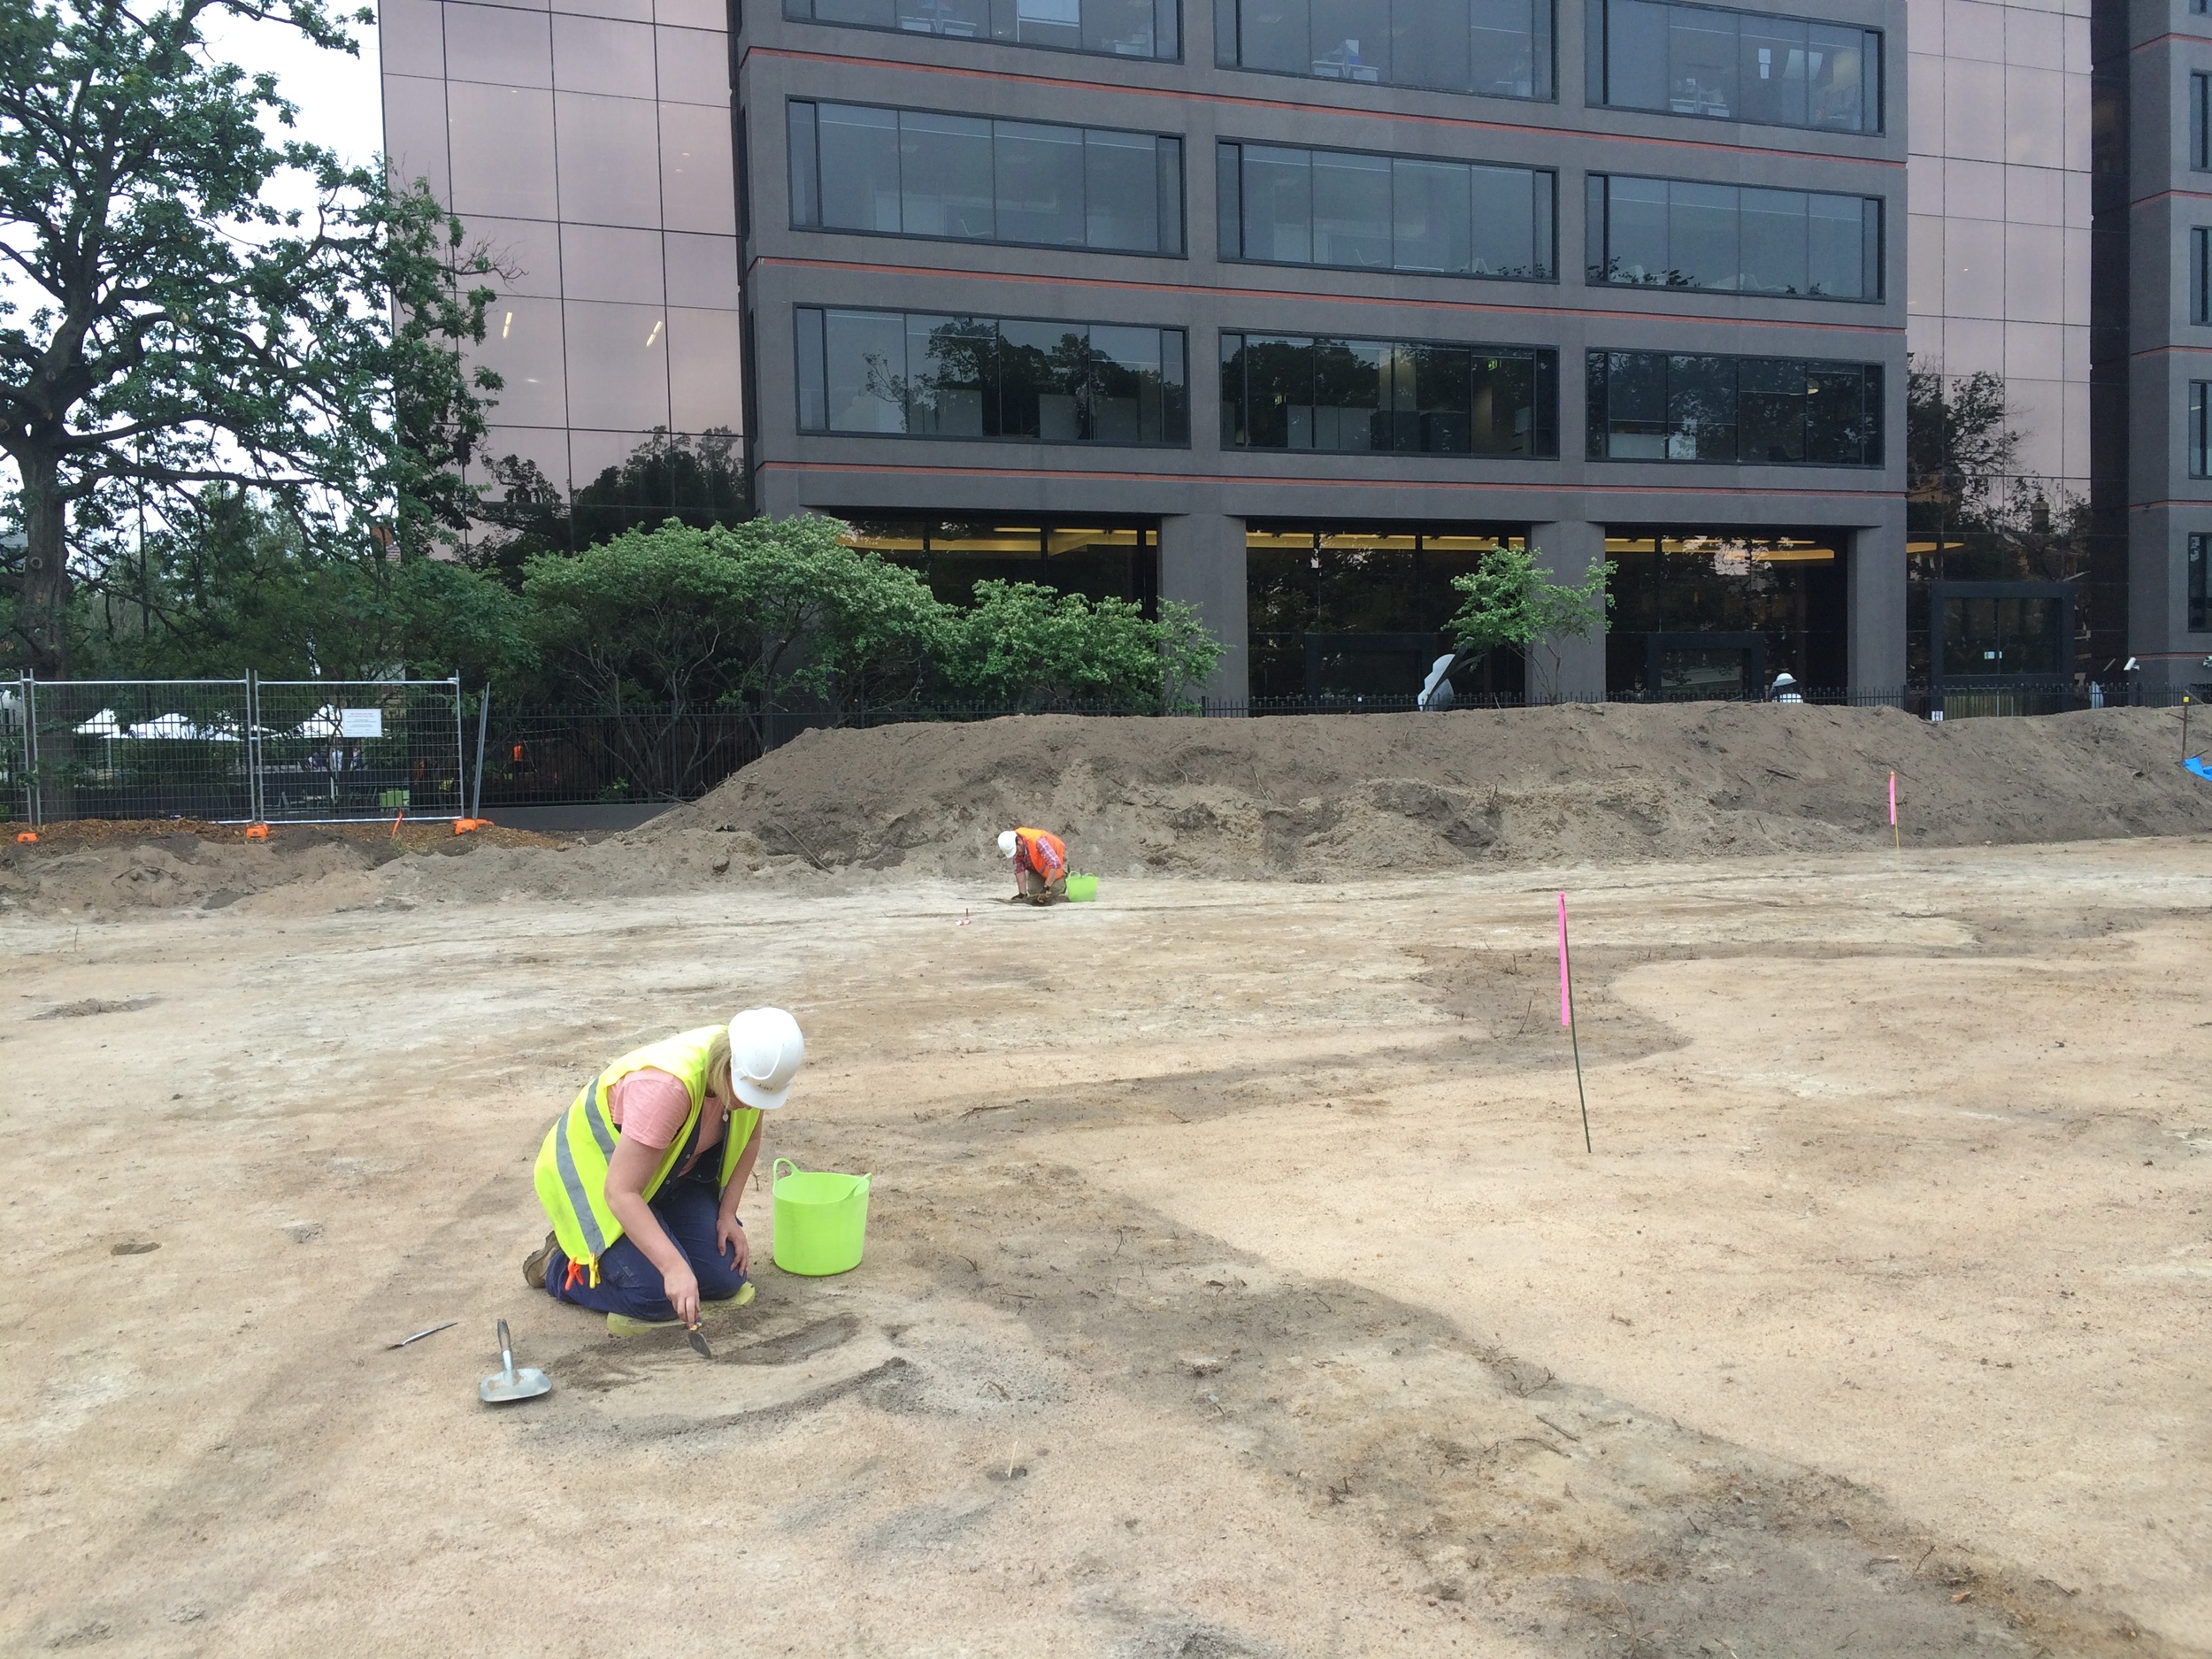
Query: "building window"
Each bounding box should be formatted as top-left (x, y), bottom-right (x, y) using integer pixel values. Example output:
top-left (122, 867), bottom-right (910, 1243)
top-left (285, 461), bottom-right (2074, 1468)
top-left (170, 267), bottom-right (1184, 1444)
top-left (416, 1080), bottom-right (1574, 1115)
top-left (1220, 333), bottom-right (1557, 455)
top-left (1211, 0), bottom-right (1551, 101)
top-left (795, 307), bottom-right (1190, 442)
top-left (840, 520), bottom-right (1161, 610)
top-left (787, 102), bottom-right (1185, 255)
top-left (1246, 524), bottom-right (1532, 702)
top-left (1586, 173), bottom-right (1881, 299)
top-left (2190, 534), bottom-right (2209, 631)
top-left (1586, 350), bottom-right (1882, 465)
top-left (1586, 0), bottom-right (1879, 133)
top-left (2196, 73), bottom-right (2212, 172)
top-left (1216, 142), bottom-right (1553, 279)
top-left (2193, 383), bottom-right (2212, 478)
top-left (784, 0), bottom-right (1180, 61)
top-left (2197, 229), bottom-right (2212, 325)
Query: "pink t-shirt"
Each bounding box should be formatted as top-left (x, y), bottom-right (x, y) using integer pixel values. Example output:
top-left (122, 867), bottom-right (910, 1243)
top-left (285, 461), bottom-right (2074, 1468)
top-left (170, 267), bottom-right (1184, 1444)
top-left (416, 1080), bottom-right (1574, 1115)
top-left (610, 1068), bottom-right (723, 1174)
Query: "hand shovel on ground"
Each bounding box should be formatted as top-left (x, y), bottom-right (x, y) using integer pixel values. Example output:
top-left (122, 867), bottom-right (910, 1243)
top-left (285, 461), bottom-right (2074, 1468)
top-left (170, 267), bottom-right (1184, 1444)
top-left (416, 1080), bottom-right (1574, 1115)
top-left (685, 1321), bottom-right (712, 1361)
top-left (479, 1318), bottom-right (551, 1404)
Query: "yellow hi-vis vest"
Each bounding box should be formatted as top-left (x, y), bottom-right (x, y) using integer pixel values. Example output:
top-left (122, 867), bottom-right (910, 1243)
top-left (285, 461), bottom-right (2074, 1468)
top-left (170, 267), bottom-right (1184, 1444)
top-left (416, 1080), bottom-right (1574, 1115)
top-left (533, 1026), bottom-right (760, 1286)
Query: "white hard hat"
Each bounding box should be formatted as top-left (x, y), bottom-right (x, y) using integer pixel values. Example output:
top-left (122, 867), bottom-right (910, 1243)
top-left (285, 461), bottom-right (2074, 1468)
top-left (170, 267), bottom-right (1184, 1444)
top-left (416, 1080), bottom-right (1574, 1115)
top-left (997, 830), bottom-right (1018, 858)
top-left (1772, 672), bottom-right (1797, 687)
top-left (726, 1007), bottom-right (804, 1110)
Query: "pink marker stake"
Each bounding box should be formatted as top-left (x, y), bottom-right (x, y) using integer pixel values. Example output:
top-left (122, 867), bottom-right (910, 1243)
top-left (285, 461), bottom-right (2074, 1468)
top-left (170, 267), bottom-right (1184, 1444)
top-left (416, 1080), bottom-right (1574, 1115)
top-left (1559, 892), bottom-right (1591, 1153)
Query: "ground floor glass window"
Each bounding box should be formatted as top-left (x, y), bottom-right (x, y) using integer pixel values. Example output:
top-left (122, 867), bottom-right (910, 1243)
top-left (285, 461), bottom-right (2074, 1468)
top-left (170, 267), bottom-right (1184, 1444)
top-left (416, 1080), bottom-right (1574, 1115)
top-left (834, 518), bottom-right (1160, 612)
top-left (1245, 522), bottom-right (1528, 702)
top-left (1603, 528), bottom-right (1847, 697)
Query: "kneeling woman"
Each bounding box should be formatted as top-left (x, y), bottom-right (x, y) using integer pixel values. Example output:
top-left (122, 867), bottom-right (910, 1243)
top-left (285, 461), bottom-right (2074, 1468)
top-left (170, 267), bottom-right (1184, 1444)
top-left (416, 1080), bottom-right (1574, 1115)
top-left (526, 1008), bottom-right (804, 1325)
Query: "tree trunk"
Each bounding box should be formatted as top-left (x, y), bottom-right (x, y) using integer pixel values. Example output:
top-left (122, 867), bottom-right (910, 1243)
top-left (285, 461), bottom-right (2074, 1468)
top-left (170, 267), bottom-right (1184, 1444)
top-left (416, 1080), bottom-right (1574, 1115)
top-left (16, 445), bottom-right (70, 680)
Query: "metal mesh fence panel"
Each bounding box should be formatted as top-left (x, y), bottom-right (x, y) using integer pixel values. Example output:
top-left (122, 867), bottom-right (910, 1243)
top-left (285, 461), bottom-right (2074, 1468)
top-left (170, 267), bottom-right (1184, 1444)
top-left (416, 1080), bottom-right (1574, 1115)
top-left (21, 678), bottom-right (254, 823)
top-left (2, 681), bottom-right (27, 826)
top-left (251, 679), bottom-right (465, 822)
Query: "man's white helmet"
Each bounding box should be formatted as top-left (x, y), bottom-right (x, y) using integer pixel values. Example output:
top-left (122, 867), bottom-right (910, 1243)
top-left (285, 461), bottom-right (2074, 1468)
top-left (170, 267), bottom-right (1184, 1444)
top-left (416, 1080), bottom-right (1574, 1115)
top-left (1772, 672), bottom-right (1797, 688)
top-left (727, 1007), bottom-right (804, 1110)
top-left (997, 830), bottom-right (1018, 858)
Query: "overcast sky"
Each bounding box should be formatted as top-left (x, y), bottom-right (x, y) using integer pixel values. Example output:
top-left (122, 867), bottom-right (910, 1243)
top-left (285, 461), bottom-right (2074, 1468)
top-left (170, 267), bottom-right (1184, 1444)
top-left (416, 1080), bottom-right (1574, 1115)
top-left (199, 4), bottom-right (386, 177)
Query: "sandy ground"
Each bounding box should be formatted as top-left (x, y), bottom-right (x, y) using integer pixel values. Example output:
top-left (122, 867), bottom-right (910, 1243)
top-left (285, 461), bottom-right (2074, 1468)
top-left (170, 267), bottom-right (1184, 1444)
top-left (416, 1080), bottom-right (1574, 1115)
top-left (4, 840), bottom-right (2209, 1657)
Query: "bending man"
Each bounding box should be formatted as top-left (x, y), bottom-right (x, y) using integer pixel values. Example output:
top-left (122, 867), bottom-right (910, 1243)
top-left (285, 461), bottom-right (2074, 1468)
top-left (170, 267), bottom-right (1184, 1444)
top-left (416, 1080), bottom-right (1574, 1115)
top-left (525, 1007), bottom-right (804, 1328)
top-left (998, 826), bottom-right (1068, 904)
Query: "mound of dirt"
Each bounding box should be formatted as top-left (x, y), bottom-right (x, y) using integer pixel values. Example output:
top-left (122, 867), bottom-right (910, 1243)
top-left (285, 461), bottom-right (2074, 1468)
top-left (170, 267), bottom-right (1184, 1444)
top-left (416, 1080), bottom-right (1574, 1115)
top-left (11, 705), bottom-right (2207, 915)
top-left (0, 821), bottom-right (567, 916)
top-left (644, 703), bottom-right (2212, 879)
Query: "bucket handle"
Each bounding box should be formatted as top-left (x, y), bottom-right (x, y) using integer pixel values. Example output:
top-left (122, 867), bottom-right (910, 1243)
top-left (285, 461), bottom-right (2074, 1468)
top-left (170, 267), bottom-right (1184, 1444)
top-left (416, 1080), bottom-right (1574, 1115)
top-left (772, 1156), bottom-right (799, 1184)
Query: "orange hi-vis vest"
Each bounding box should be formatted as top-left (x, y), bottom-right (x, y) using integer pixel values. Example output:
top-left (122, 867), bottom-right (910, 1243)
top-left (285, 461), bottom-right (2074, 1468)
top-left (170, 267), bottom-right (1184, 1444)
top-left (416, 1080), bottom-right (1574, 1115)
top-left (1013, 827), bottom-right (1066, 879)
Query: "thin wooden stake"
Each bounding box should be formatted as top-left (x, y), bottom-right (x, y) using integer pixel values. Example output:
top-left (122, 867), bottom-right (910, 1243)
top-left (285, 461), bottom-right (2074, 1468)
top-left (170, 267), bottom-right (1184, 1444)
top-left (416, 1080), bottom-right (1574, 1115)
top-left (1559, 892), bottom-right (1592, 1154)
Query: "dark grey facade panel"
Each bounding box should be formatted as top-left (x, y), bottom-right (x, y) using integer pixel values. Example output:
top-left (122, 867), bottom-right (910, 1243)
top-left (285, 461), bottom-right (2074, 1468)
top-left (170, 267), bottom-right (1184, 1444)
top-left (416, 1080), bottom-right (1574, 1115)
top-left (2122, 3), bottom-right (2212, 692)
top-left (735, 0), bottom-right (1909, 695)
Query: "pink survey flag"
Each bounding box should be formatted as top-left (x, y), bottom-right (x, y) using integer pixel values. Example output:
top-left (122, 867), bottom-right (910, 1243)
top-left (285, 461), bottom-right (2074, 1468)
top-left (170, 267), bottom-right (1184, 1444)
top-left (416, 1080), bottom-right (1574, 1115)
top-left (1558, 891), bottom-right (1572, 1026)
top-left (1889, 770), bottom-right (1897, 826)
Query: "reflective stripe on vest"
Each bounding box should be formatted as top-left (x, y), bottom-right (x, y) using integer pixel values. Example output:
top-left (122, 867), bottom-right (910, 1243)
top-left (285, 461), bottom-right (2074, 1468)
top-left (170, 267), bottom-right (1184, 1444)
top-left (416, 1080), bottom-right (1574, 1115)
top-left (531, 1028), bottom-right (760, 1286)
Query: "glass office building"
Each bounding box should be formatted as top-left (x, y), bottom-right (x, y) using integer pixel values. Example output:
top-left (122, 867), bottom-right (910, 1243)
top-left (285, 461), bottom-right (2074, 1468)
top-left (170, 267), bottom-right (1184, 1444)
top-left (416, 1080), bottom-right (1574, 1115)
top-left (377, 0), bottom-right (744, 513)
top-left (383, 0), bottom-right (2212, 705)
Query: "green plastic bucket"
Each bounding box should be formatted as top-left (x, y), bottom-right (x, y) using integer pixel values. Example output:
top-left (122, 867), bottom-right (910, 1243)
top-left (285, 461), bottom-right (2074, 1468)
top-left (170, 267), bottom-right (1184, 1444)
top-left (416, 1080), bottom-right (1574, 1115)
top-left (771, 1157), bottom-right (872, 1276)
top-left (1065, 872), bottom-right (1099, 902)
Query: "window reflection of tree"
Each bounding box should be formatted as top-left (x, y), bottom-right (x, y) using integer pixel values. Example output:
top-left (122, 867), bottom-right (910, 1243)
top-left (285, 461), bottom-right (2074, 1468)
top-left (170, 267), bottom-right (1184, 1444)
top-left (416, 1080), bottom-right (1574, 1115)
top-left (1666, 355), bottom-right (1736, 461)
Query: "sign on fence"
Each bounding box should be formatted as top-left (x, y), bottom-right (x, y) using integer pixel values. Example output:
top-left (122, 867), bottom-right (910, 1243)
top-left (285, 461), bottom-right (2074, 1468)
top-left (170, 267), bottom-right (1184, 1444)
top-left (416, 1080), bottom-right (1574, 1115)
top-left (7, 675), bottom-right (465, 826)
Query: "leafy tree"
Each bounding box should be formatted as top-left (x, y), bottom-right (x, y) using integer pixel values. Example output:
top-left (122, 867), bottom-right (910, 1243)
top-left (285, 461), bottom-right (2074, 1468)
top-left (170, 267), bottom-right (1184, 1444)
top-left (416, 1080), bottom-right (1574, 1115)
top-left (946, 580), bottom-right (1218, 710)
top-left (1447, 547), bottom-right (1613, 701)
top-left (518, 514), bottom-right (944, 714)
top-left (521, 524), bottom-right (757, 713)
top-left (1153, 598), bottom-right (1225, 712)
top-left (101, 489), bottom-right (532, 684)
top-left (0, 0), bottom-right (497, 677)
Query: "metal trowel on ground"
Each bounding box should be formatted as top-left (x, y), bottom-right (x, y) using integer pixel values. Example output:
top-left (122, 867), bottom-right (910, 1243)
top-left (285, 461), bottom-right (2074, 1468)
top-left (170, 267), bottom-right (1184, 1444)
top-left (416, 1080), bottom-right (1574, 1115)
top-left (479, 1319), bottom-right (551, 1404)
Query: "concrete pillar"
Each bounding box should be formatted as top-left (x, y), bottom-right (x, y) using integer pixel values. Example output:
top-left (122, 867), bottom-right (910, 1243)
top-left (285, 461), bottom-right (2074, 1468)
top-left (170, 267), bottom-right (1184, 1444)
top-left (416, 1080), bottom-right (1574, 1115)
top-left (1847, 517), bottom-right (1907, 697)
top-left (1527, 521), bottom-right (1609, 702)
top-left (1159, 511), bottom-right (1248, 704)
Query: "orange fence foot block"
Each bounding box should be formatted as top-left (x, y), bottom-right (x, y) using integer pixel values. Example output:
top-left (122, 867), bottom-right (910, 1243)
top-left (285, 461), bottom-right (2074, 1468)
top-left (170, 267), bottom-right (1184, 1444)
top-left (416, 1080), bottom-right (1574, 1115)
top-left (453, 818), bottom-right (493, 835)
top-left (14, 832), bottom-right (36, 844)
top-left (243, 824), bottom-right (270, 841)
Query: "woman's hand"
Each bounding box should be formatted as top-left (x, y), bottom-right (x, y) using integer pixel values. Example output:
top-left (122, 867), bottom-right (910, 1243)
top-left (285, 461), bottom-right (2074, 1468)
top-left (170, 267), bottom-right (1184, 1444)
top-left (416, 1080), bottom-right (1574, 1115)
top-left (662, 1259), bottom-right (702, 1327)
top-left (718, 1211), bottom-right (750, 1278)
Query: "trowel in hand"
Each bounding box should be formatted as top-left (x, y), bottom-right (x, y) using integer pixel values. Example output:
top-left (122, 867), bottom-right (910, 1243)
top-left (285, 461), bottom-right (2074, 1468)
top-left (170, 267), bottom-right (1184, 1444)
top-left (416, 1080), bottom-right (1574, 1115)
top-left (479, 1319), bottom-right (552, 1404)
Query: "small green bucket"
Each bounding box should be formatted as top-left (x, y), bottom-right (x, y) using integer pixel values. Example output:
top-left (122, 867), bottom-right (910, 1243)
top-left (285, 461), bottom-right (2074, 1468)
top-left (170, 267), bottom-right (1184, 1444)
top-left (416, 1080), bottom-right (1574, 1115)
top-left (771, 1157), bottom-right (872, 1276)
top-left (1065, 872), bottom-right (1099, 902)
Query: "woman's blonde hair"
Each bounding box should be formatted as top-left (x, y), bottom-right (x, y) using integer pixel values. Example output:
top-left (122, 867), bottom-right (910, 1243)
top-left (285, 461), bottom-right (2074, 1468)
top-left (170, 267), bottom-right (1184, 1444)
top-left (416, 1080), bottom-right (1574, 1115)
top-left (703, 1027), bottom-right (733, 1104)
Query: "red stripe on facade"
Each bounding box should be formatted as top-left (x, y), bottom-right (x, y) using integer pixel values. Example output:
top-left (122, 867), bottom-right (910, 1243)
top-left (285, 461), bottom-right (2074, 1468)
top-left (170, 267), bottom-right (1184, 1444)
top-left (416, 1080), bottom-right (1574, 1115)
top-left (751, 256), bottom-right (1904, 334)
